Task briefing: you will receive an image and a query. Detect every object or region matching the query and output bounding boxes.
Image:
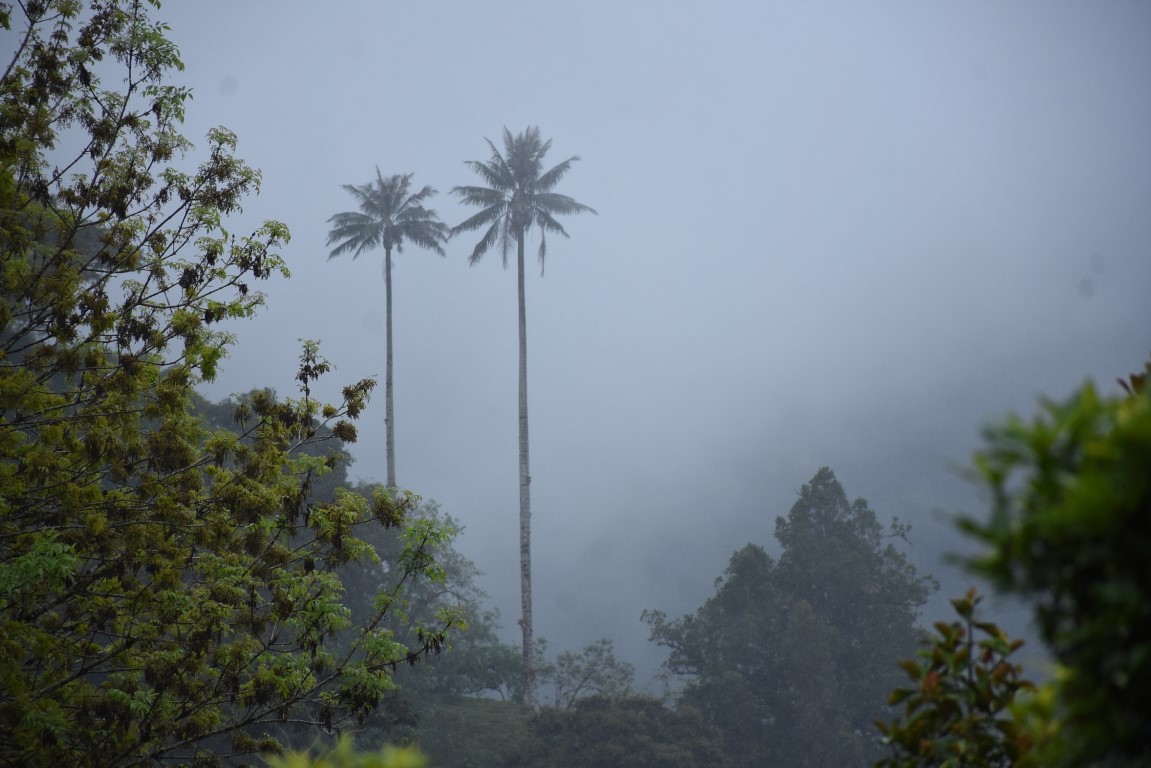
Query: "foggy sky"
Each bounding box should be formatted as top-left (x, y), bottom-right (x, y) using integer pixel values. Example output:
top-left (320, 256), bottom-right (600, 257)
top-left (124, 2), bottom-right (1151, 682)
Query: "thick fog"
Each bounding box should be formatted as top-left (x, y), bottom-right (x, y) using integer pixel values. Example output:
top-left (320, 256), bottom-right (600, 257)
top-left (159, 2), bottom-right (1150, 682)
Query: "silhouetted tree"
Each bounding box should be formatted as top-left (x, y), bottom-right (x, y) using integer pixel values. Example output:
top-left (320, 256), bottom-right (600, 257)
top-left (645, 468), bottom-right (936, 768)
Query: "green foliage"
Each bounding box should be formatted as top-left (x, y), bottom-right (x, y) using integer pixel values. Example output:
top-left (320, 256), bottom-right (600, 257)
top-left (875, 589), bottom-right (1038, 767)
top-left (961, 368), bottom-right (1151, 766)
top-left (0, 2), bottom-right (455, 764)
top-left (193, 387), bottom-right (355, 505)
top-left (336, 500), bottom-right (491, 681)
top-left (412, 617), bottom-right (520, 701)
top-left (337, 585), bottom-right (638, 766)
top-left (327, 500), bottom-right (529, 761)
top-left (645, 468), bottom-right (936, 768)
top-left (402, 696), bottom-right (531, 768)
top-left (519, 695), bottom-right (729, 768)
top-left (268, 735), bottom-right (426, 768)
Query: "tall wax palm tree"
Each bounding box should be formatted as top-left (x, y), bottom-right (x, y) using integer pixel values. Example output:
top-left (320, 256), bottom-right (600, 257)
top-left (451, 127), bottom-right (596, 705)
top-left (327, 169), bottom-right (449, 489)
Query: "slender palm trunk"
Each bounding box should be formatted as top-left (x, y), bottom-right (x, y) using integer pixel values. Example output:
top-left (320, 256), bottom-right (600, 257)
top-left (384, 246), bottom-right (396, 489)
top-left (516, 228), bottom-right (534, 707)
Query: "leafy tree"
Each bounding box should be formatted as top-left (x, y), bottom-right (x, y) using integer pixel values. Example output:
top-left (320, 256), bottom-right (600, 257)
top-left (187, 398), bottom-right (513, 754)
top-left (0, 2), bottom-right (457, 763)
top-left (450, 127), bottom-right (596, 705)
top-left (339, 498), bottom-right (524, 702)
top-left (193, 389), bottom-right (355, 505)
top-left (875, 589), bottom-right (1040, 768)
top-left (644, 468), bottom-right (936, 768)
top-left (329, 499), bottom-right (530, 764)
top-left (326, 170), bottom-right (448, 489)
top-left (537, 638), bottom-right (635, 710)
top-left (960, 361), bottom-right (1151, 767)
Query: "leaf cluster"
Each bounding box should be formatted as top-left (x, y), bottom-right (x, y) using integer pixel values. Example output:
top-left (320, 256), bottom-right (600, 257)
top-left (960, 372), bottom-right (1151, 766)
top-left (875, 589), bottom-right (1038, 768)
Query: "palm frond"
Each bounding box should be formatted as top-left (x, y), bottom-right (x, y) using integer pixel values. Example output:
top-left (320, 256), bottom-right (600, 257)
top-left (535, 210), bottom-right (571, 239)
top-left (487, 127), bottom-right (539, 187)
top-left (535, 157), bottom-right (580, 192)
top-left (537, 228), bottom-right (548, 275)
top-left (400, 183), bottom-right (438, 212)
top-left (325, 210), bottom-right (373, 234)
top-left (381, 168), bottom-right (413, 193)
top-left (533, 191), bottom-right (597, 217)
top-left (450, 184), bottom-right (507, 209)
top-left (500, 127), bottom-right (520, 160)
top-left (468, 220), bottom-right (502, 266)
top-left (326, 211), bottom-right (382, 259)
top-left (450, 204), bottom-right (504, 236)
top-left (338, 182), bottom-right (377, 216)
top-left (486, 136), bottom-right (515, 181)
top-left (400, 220), bottom-right (450, 255)
top-left (461, 158), bottom-right (509, 191)
top-left (499, 223), bottom-right (516, 267)
top-left (394, 204), bottom-right (435, 225)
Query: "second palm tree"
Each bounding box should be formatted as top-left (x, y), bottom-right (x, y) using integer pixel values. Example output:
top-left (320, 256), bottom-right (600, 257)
top-left (451, 127), bottom-right (596, 705)
top-left (327, 170), bottom-right (449, 489)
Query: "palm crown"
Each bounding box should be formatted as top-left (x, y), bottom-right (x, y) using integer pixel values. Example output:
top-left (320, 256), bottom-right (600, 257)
top-left (451, 126), bottom-right (596, 273)
top-left (327, 169), bottom-right (449, 263)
